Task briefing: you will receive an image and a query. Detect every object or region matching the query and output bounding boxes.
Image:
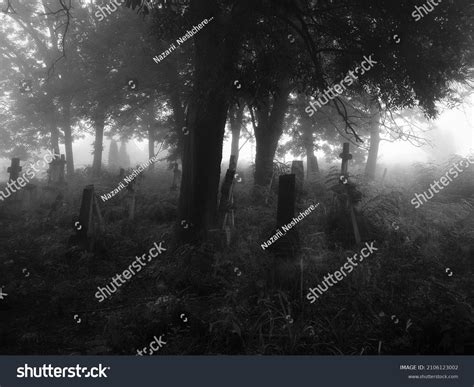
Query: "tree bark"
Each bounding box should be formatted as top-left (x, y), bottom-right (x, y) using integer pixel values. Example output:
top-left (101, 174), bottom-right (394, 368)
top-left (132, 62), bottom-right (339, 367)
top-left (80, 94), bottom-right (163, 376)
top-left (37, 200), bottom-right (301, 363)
top-left (148, 127), bottom-right (155, 170)
top-left (49, 102), bottom-right (60, 156)
top-left (62, 97), bottom-right (74, 176)
top-left (92, 109), bottom-right (105, 177)
top-left (177, 0), bottom-right (242, 243)
top-left (147, 101), bottom-right (155, 171)
top-left (168, 78), bottom-right (186, 161)
top-left (365, 110), bottom-right (381, 180)
top-left (253, 81), bottom-right (291, 186)
top-left (229, 103), bottom-right (244, 164)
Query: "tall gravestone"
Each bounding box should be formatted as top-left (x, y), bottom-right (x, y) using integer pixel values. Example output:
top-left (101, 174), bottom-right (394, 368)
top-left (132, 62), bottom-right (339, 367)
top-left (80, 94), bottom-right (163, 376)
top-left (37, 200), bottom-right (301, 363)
top-left (291, 160), bottom-right (304, 197)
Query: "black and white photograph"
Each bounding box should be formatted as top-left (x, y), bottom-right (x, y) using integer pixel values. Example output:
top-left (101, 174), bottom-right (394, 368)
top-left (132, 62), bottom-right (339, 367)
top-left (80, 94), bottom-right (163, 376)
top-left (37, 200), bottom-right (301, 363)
top-left (0, 0), bottom-right (473, 382)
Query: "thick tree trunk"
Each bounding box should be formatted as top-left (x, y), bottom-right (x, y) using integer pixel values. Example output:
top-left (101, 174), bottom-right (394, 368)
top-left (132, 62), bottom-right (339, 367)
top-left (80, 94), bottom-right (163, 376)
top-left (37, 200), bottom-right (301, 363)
top-left (254, 130), bottom-right (280, 186)
top-left (177, 1), bottom-right (241, 243)
top-left (253, 82), bottom-right (290, 186)
top-left (63, 97), bottom-right (74, 176)
top-left (92, 110), bottom-right (105, 177)
top-left (365, 110), bottom-right (381, 180)
top-left (229, 104), bottom-right (244, 164)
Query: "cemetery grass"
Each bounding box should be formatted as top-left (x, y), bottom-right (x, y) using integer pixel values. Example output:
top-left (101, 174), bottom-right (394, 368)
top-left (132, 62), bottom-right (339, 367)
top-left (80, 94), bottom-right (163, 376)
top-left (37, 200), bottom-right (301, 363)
top-left (0, 165), bottom-right (473, 355)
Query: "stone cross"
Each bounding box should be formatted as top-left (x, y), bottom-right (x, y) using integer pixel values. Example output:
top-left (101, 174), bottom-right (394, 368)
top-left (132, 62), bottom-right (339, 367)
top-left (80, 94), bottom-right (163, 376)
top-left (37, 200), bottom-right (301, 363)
top-left (338, 143), bottom-right (361, 244)
top-left (7, 158), bottom-right (22, 181)
top-left (339, 142), bottom-right (352, 176)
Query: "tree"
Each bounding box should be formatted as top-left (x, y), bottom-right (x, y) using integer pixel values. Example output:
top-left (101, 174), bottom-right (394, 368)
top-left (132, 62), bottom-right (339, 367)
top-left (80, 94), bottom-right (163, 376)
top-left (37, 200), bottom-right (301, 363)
top-left (108, 139), bottom-right (119, 170)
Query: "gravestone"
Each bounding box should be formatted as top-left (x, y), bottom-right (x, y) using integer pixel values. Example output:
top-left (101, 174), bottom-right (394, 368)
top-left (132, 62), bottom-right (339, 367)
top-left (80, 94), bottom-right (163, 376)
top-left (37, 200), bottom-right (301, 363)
top-left (291, 160), bottom-right (304, 196)
top-left (7, 158), bottom-right (22, 181)
top-left (48, 154), bottom-right (66, 185)
top-left (74, 185), bottom-right (104, 251)
top-left (273, 174), bottom-right (300, 259)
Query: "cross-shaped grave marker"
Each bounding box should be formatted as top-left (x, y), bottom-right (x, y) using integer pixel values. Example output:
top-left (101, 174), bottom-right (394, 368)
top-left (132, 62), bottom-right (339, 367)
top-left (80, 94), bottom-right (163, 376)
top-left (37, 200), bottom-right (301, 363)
top-left (339, 142), bottom-right (361, 244)
top-left (7, 158), bottom-right (22, 181)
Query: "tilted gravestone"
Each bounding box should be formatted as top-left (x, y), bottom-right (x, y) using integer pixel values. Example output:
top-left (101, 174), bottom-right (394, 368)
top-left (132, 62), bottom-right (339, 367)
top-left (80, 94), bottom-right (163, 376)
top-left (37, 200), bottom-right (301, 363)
top-left (291, 160), bottom-right (304, 197)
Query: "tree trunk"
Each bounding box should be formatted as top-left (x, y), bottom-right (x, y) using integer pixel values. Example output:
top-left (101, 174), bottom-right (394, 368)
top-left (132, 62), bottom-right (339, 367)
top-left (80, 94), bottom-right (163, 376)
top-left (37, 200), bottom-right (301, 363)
top-left (148, 127), bottom-right (155, 170)
top-left (49, 104), bottom-right (60, 156)
top-left (253, 82), bottom-right (290, 186)
top-left (63, 97), bottom-right (74, 176)
top-left (255, 130), bottom-right (280, 186)
top-left (365, 110), bottom-right (381, 180)
top-left (147, 101), bottom-right (155, 171)
top-left (177, 1), bottom-right (241, 243)
top-left (92, 109), bottom-right (105, 177)
top-left (169, 85), bottom-right (186, 161)
top-left (229, 104), bottom-right (244, 164)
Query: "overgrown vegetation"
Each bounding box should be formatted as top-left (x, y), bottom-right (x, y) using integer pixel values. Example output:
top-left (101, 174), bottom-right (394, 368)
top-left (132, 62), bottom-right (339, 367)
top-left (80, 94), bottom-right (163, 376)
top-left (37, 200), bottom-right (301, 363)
top-left (1, 159), bottom-right (473, 355)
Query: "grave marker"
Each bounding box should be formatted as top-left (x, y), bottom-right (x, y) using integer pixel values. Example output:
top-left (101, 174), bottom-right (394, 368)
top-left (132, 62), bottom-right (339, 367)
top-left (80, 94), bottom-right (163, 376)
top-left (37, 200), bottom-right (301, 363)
top-left (339, 142), bottom-right (361, 244)
top-left (7, 158), bottom-right (22, 181)
top-left (273, 174), bottom-right (299, 259)
top-left (291, 160), bottom-right (304, 196)
top-left (48, 154), bottom-right (66, 185)
top-left (76, 185), bottom-right (104, 250)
